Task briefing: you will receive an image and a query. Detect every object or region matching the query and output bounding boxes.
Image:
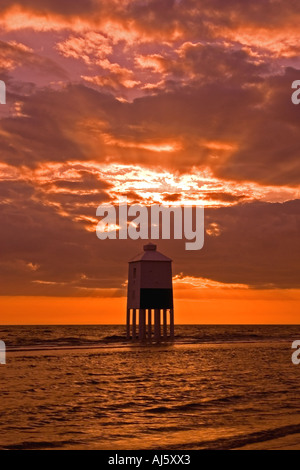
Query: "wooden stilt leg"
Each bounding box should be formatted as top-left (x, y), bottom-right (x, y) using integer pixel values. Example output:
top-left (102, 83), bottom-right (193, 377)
top-left (132, 309), bottom-right (136, 341)
top-left (148, 309), bottom-right (152, 341)
top-left (170, 309), bottom-right (174, 340)
top-left (126, 308), bottom-right (130, 340)
top-left (154, 309), bottom-right (161, 342)
top-left (139, 309), bottom-right (146, 341)
top-left (163, 309), bottom-right (167, 339)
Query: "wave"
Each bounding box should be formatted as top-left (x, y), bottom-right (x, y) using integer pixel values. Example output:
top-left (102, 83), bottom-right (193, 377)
top-left (2, 325), bottom-right (298, 351)
top-left (3, 423), bottom-right (300, 450)
top-left (0, 439), bottom-right (84, 450)
top-left (156, 423), bottom-right (300, 450)
top-left (145, 395), bottom-right (247, 414)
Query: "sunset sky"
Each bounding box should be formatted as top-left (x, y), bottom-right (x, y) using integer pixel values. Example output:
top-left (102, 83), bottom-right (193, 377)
top-left (0, 0), bottom-right (299, 324)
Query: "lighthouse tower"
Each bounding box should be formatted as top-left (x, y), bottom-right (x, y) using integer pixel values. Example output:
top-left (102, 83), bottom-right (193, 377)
top-left (126, 243), bottom-right (174, 342)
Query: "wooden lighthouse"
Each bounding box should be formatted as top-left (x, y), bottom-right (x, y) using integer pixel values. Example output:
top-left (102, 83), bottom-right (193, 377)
top-left (126, 243), bottom-right (174, 342)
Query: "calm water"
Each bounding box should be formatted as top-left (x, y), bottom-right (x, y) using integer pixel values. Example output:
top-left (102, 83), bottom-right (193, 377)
top-left (0, 325), bottom-right (300, 450)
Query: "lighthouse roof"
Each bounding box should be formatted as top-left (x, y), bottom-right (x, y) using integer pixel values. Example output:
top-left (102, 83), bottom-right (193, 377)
top-left (129, 243), bottom-right (172, 262)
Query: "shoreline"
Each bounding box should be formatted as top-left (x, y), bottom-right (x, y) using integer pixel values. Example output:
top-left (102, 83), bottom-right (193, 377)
top-left (5, 337), bottom-right (291, 353)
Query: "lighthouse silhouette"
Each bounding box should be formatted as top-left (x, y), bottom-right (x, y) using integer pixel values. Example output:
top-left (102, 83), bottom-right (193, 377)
top-left (126, 243), bottom-right (174, 342)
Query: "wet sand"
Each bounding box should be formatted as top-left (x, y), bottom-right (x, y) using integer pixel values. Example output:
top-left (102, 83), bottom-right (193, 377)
top-left (236, 433), bottom-right (300, 450)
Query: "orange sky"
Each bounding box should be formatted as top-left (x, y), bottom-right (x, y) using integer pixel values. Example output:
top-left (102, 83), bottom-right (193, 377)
top-left (0, 1), bottom-right (299, 324)
top-left (1, 288), bottom-right (300, 324)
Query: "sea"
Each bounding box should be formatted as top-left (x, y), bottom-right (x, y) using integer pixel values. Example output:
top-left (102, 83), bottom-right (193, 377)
top-left (0, 325), bottom-right (300, 450)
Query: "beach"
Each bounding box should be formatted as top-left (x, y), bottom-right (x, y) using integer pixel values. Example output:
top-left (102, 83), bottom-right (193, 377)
top-left (0, 325), bottom-right (300, 450)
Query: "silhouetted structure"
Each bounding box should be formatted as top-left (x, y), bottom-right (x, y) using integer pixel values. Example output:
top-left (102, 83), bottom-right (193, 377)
top-left (126, 243), bottom-right (174, 342)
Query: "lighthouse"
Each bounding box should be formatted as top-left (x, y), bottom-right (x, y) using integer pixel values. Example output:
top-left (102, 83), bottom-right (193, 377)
top-left (126, 243), bottom-right (174, 342)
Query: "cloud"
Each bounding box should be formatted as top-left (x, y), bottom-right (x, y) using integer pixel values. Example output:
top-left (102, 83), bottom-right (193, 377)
top-left (138, 42), bottom-right (270, 88)
top-left (0, 40), bottom-right (66, 77)
top-left (203, 192), bottom-right (249, 203)
top-left (82, 66), bottom-right (140, 91)
top-left (176, 200), bottom-right (300, 289)
top-left (0, 174), bottom-right (118, 296)
top-left (0, 180), bottom-right (299, 295)
top-left (56, 32), bottom-right (113, 64)
top-left (1, 0), bottom-right (300, 54)
top-left (0, 0), bottom-right (300, 302)
top-left (162, 193), bottom-right (181, 202)
top-left (1, 75), bottom-right (300, 192)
